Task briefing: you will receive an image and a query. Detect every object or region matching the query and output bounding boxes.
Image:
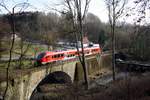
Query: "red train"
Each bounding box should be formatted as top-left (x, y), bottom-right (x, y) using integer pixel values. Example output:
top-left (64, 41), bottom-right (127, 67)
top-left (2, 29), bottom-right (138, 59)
top-left (36, 46), bottom-right (101, 64)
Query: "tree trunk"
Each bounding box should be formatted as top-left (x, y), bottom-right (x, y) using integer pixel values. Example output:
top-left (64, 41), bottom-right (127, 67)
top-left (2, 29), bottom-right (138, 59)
top-left (112, 0), bottom-right (116, 81)
top-left (3, 11), bottom-right (15, 100)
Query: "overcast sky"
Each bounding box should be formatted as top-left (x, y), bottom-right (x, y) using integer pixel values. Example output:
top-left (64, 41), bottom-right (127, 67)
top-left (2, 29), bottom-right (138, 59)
top-left (28, 0), bottom-right (109, 22)
top-left (0, 0), bottom-right (112, 23)
top-left (0, 0), bottom-right (150, 24)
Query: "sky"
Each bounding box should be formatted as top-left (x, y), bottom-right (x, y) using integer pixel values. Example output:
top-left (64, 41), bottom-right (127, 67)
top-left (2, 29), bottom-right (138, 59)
top-left (0, 0), bottom-right (109, 23)
top-left (29, 0), bottom-right (109, 23)
top-left (0, 0), bottom-right (150, 24)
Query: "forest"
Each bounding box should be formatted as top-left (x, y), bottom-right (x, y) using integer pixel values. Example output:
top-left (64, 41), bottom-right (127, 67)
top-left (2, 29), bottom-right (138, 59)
top-left (0, 11), bottom-right (150, 61)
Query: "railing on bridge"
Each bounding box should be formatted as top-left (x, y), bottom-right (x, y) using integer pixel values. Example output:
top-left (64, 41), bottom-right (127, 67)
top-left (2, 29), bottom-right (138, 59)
top-left (116, 59), bottom-right (150, 72)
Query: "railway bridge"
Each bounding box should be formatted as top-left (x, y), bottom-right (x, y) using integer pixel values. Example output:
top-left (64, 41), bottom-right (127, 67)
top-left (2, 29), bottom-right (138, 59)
top-left (0, 55), bottom-right (110, 100)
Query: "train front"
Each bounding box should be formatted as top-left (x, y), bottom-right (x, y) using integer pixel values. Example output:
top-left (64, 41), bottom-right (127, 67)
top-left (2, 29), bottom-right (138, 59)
top-left (36, 52), bottom-right (47, 65)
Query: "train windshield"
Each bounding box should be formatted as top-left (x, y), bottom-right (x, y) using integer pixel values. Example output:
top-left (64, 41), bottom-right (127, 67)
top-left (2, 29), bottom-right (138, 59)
top-left (37, 52), bottom-right (46, 60)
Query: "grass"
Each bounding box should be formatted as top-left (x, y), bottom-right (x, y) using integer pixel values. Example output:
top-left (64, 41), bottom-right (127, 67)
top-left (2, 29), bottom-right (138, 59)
top-left (1, 41), bottom-right (48, 58)
top-left (0, 41), bottom-right (48, 70)
top-left (0, 60), bottom-right (34, 69)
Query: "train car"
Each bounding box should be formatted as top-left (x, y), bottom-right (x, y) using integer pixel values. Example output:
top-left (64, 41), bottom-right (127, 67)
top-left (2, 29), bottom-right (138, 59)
top-left (36, 51), bottom-right (64, 64)
top-left (36, 46), bottom-right (101, 65)
top-left (63, 49), bottom-right (77, 60)
top-left (90, 46), bottom-right (100, 54)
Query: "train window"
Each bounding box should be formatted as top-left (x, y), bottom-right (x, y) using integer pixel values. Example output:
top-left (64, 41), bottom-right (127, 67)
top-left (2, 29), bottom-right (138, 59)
top-left (37, 52), bottom-right (46, 60)
top-left (61, 54), bottom-right (64, 57)
top-left (54, 55), bottom-right (57, 58)
top-left (57, 54), bottom-right (60, 58)
top-left (47, 56), bottom-right (51, 59)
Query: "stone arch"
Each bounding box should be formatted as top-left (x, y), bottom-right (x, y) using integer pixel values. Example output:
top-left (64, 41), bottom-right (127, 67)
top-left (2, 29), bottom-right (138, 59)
top-left (30, 71), bottom-right (72, 100)
top-left (39, 71), bottom-right (72, 85)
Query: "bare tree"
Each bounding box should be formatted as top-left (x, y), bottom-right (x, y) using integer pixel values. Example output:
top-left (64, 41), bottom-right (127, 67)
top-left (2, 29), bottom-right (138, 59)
top-left (57, 0), bottom-right (91, 89)
top-left (105, 0), bottom-right (127, 80)
top-left (0, 0), bottom-right (30, 99)
top-left (133, 0), bottom-right (150, 24)
top-left (37, 13), bottom-right (58, 51)
top-left (18, 25), bottom-right (31, 69)
top-left (123, 0), bottom-right (150, 61)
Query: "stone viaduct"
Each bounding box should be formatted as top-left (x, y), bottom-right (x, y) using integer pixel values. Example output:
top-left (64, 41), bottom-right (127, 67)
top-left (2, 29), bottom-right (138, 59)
top-left (0, 55), bottom-right (111, 100)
